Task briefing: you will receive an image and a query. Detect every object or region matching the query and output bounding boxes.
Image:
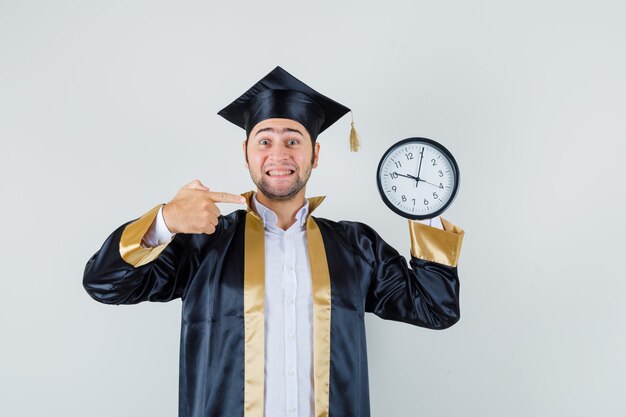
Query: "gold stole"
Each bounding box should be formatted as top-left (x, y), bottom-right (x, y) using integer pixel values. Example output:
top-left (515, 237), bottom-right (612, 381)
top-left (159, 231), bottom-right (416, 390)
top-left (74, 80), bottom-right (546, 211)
top-left (242, 192), bottom-right (331, 417)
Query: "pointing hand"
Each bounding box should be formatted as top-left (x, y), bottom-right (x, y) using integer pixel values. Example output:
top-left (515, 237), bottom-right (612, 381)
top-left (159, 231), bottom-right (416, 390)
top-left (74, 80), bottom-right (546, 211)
top-left (162, 180), bottom-right (247, 235)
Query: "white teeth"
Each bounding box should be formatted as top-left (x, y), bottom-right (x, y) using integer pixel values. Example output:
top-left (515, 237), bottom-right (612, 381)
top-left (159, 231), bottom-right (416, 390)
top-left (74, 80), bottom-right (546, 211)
top-left (268, 170), bottom-right (293, 176)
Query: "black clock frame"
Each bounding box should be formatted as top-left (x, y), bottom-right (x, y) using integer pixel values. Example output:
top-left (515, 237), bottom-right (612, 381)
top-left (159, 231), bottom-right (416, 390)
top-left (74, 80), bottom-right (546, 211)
top-left (376, 137), bottom-right (460, 220)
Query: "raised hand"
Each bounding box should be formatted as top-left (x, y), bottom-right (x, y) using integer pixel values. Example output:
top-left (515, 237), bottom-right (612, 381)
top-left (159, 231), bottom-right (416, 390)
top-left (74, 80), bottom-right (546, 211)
top-left (162, 180), bottom-right (246, 235)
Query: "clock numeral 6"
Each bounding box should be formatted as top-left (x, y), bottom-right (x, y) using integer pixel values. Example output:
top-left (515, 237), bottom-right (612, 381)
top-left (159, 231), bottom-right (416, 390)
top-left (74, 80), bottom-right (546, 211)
top-left (423, 199), bottom-right (429, 206)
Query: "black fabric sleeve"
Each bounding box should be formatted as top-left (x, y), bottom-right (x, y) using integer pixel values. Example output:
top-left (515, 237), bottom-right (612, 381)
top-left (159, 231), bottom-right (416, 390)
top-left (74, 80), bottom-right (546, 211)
top-left (82, 222), bottom-right (198, 305)
top-left (342, 221), bottom-right (461, 330)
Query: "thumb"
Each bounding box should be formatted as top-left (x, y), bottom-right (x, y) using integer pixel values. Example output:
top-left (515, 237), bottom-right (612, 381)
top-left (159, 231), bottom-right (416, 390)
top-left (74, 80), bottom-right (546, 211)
top-left (183, 179), bottom-right (210, 191)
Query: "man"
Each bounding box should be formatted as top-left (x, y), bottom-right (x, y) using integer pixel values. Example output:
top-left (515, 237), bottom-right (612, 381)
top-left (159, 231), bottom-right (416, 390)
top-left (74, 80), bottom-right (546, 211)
top-left (83, 66), bottom-right (464, 417)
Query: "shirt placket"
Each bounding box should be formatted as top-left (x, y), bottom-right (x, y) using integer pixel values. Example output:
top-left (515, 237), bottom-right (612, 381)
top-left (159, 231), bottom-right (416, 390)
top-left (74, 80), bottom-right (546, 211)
top-left (283, 231), bottom-right (299, 415)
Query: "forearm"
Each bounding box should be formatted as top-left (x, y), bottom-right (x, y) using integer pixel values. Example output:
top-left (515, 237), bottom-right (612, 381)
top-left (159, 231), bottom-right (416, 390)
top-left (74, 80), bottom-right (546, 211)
top-left (362, 217), bottom-right (464, 329)
top-left (83, 205), bottom-right (188, 305)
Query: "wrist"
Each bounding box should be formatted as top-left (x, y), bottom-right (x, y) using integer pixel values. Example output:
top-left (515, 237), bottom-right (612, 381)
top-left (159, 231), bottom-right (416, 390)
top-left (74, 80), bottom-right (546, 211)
top-left (160, 204), bottom-right (177, 236)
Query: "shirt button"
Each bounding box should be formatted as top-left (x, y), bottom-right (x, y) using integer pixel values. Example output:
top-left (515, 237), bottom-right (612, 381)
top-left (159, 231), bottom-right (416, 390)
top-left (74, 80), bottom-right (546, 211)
top-left (288, 369), bottom-right (295, 376)
top-left (288, 407), bottom-right (296, 413)
top-left (287, 298), bottom-right (294, 305)
top-left (288, 334), bottom-right (295, 341)
top-left (286, 265), bottom-right (294, 272)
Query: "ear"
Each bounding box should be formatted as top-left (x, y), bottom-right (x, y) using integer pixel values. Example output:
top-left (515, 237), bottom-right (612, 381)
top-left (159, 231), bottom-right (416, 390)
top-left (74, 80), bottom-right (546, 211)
top-left (312, 142), bottom-right (320, 169)
top-left (242, 140), bottom-right (249, 169)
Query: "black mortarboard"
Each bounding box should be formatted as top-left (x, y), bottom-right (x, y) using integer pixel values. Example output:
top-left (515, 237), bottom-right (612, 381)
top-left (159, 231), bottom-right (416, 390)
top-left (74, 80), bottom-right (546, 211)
top-left (218, 66), bottom-right (360, 150)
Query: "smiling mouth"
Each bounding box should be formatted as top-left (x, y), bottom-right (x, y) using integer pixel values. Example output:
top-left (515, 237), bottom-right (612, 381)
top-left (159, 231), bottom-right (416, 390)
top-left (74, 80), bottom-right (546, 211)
top-left (266, 169), bottom-right (295, 177)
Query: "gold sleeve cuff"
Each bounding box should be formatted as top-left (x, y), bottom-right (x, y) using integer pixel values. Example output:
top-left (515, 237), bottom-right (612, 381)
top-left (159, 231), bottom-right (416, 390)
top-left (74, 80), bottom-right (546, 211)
top-left (119, 204), bottom-right (170, 267)
top-left (408, 217), bottom-right (464, 267)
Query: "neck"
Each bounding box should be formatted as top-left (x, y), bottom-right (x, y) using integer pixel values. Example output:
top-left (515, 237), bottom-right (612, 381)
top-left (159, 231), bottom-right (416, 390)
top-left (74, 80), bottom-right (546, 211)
top-left (256, 189), bottom-right (307, 230)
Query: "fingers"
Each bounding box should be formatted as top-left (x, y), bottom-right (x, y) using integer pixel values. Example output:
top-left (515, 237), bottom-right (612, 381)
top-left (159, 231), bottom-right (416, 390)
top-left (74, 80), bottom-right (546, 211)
top-left (183, 179), bottom-right (210, 191)
top-left (180, 181), bottom-right (246, 204)
top-left (207, 191), bottom-right (247, 204)
top-left (169, 181), bottom-right (246, 235)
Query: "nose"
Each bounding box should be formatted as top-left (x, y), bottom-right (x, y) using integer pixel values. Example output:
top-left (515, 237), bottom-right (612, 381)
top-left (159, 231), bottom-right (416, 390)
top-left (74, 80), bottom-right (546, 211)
top-left (268, 142), bottom-right (290, 161)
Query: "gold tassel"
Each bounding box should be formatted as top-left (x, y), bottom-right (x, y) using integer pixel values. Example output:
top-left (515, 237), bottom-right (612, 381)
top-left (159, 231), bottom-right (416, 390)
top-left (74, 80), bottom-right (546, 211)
top-left (349, 112), bottom-right (360, 152)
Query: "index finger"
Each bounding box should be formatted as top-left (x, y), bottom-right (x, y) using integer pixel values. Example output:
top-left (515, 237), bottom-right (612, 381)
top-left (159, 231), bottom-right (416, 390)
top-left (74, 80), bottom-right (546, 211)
top-left (207, 191), bottom-right (247, 204)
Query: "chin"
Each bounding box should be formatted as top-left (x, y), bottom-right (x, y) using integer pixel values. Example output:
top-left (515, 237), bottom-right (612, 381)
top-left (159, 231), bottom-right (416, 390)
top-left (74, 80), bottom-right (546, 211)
top-left (258, 182), bottom-right (305, 201)
top-left (261, 189), bottom-right (302, 201)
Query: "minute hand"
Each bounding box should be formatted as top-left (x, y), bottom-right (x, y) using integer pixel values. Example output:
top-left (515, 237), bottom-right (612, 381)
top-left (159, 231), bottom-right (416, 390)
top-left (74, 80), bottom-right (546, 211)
top-left (415, 147), bottom-right (425, 184)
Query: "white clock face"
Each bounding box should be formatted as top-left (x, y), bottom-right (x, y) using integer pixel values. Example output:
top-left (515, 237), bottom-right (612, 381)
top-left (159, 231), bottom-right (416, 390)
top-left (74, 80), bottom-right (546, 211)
top-left (377, 138), bottom-right (459, 219)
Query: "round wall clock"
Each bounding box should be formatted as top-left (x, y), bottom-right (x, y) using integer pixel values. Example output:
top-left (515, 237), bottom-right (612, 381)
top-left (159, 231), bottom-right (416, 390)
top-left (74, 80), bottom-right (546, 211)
top-left (376, 137), bottom-right (460, 220)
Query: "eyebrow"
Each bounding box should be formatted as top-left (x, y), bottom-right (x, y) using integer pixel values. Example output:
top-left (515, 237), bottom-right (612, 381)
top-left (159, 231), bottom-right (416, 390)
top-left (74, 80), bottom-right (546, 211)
top-left (254, 127), bottom-right (304, 137)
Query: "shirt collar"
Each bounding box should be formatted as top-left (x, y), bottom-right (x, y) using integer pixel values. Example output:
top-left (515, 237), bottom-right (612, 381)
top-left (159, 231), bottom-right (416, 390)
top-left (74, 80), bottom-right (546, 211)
top-left (252, 193), bottom-right (309, 231)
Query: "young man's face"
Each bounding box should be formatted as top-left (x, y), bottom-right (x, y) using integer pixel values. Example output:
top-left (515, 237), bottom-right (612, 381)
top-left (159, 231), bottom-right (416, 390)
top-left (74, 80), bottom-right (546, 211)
top-left (243, 118), bottom-right (320, 201)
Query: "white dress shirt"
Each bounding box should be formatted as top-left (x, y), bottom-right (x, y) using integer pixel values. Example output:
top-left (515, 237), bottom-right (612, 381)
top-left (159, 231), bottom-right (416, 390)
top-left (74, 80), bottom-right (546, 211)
top-left (143, 195), bottom-right (443, 417)
top-left (252, 195), bottom-right (315, 417)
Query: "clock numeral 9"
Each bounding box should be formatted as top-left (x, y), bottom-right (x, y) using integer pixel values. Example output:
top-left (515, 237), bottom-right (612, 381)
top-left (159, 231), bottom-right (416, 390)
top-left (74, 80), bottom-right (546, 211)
top-left (391, 186), bottom-right (397, 192)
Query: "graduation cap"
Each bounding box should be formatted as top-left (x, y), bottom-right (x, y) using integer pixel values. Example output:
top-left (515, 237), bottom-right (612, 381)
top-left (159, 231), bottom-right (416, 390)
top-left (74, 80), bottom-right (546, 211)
top-left (218, 66), bottom-right (360, 151)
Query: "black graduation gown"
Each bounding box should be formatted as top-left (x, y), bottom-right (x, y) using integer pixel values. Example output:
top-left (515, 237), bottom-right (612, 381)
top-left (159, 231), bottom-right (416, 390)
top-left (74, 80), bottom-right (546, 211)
top-left (83, 195), bottom-right (464, 417)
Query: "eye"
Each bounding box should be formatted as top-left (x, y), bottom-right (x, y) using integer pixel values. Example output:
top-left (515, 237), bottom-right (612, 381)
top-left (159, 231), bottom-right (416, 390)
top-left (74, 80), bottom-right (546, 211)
top-left (288, 139), bottom-right (299, 145)
top-left (258, 139), bottom-right (270, 145)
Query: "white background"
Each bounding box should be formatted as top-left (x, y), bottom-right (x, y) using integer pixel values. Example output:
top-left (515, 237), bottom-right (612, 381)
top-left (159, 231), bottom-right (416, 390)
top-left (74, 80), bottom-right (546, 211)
top-left (1, 1), bottom-right (625, 416)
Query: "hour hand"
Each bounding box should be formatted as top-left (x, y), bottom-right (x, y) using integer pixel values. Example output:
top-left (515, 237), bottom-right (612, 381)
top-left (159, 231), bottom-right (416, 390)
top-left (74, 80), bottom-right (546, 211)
top-left (393, 172), bottom-right (419, 181)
